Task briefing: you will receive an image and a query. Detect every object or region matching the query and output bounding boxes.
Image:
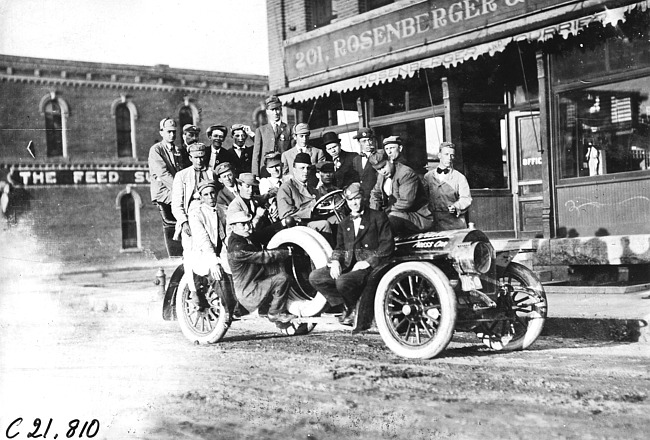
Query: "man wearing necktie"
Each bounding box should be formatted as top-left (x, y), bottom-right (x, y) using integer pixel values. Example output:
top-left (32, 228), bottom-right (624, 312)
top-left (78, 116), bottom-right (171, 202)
top-left (171, 143), bottom-right (216, 250)
top-left (185, 179), bottom-right (233, 306)
top-left (207, 125), bottom-right (236, 171)
top-left (148, 117), bottom-right (190, 257)
top-left (280, 123), bottom-right (325, 187)
top-left (252, 96), bottom-right (293, 177)
top-left (322, 131), bottom-right (358, 189)
top-left (309, 183), bottom-right (394, 326)
top-left (424, 142), bottom-right (472, 231)
top-left (352, 127), bottom-right (382, 204)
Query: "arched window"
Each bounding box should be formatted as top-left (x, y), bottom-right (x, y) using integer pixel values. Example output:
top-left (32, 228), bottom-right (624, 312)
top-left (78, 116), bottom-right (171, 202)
top-left (179, 106), bottom-right (194, 128)
top-left (111, 97), bottom-right (138, 159)
top-left (115, 187), bottom-right (142, 251)
top-left (39, 92), bottom-right (69, 158)
top-left (44, 100), bottom-right (64, 157)
top-left (116, 103), bottom-right (132, 157)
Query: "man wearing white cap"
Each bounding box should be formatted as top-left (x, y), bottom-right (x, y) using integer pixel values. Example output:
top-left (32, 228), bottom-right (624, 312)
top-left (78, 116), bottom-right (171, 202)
top-left (281, 123), bottom-right (325, 187)
top-left (149, 117), bottom-right (190, 256)
top-left (309, 183), bottom-right (394, 326)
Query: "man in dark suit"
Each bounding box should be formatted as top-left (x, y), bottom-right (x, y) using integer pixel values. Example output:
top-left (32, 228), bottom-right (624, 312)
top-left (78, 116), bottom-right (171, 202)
top-left (207, 124), bottom-right (236, 170)
top-left (309, 183), bottom-right (394, 326)
top-left (322, 131), bottom-right (358, 188)
top-left (148, 117), bottom-right (190, 257)
top-left (352, 127), bottom-right (382, 204)
top-left (230, 123), bottom-right (254, 176)
top-left (370, 150), bottom-right (434, 235)
top-left (227, 210), bottom-right (295, 324)
top-left (182, 124), bottom-right (201, 152)
top-left (252, 96), bottom-right (292, 177)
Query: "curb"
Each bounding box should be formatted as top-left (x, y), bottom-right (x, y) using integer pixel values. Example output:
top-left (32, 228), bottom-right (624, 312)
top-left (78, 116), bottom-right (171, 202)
top-left (543, 316), bottom-right (650, 343)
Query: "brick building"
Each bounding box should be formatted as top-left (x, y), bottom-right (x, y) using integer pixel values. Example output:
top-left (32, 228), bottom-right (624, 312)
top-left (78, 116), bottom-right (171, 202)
top-left (264, 0), bottom-right (650, 280)
top-left (0, 54), bottom-right (268, 264)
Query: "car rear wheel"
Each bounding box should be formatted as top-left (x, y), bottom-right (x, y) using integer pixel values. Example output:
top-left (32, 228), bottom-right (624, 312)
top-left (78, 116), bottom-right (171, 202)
top-left (175, 278), bottom-right (230, 344)
top-left (475, 262), bottom-right (547, 351)
top-left (375, 262), bottom-right (457, 359)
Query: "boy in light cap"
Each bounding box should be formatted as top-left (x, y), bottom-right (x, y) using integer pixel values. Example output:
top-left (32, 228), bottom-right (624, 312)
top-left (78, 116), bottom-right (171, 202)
top-left (309, 182), bottom-right (394, 326)
top-left (281, 123), bottom-right (325, 187)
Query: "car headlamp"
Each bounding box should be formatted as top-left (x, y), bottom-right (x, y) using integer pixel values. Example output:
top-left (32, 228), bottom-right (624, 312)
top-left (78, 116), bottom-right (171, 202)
top-left (451, 241), bottom-right (494, 275)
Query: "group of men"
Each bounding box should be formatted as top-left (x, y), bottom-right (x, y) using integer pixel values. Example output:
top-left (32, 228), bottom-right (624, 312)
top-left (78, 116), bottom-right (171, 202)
top-left (148, 94), bottom-right (473, 328)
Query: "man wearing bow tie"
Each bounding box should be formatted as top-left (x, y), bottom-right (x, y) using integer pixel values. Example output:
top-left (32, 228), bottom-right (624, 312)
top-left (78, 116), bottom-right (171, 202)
top-left (424, 142), bottom-right (472, 231)
top-left (230, 124), bottom-right (254, 176)
top-left (308, 183), bottom-right (394, 326)
top-left (252, 96), bottom-right (293, 177)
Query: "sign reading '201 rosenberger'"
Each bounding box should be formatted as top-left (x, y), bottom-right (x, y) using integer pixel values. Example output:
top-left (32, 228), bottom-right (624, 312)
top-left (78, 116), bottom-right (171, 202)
top-left (285, 0), bottom-right (570, 81)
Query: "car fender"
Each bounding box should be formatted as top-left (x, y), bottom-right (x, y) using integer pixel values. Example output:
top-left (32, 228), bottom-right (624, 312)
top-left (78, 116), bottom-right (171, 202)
top-left (162, 264), bottom-right (184, 321)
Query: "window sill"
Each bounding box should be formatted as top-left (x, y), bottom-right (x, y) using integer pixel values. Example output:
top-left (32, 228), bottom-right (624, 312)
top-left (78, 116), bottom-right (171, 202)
top-left (120, 247), bottom-right (143, 253)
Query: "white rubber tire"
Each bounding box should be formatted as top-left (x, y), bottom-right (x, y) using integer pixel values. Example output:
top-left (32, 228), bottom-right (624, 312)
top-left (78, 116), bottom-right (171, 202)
top-left (267, 226), bottom-right (331, 317)
top-left (375, 262), bottom-right (457, 359)
top-left (175, 278), bottom-right (230, 344)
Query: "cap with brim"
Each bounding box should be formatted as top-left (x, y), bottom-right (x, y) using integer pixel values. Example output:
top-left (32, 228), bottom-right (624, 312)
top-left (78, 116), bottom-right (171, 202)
top-left (215, 162), bottom-right (233, 175)
top-left (160, 118), bottom-right (177, 130)
top-left (264, 152), bottom-right (282, 168)
top-left (343, 182), bottom-right (363, 200)
top-left (293, 152), bottom-right (311, 167)
top-left (197, 179), bottom-right (217, 194)
top-left (382, 135), bottom-right (402, 147)
top-left (439, 141), bottom-right (455, 150)
top-left (183, 124), bottom-right (200, 134)
top-left (316, 161), bottom-right (335, 173)
top-left (293, 123), bottom-right (310, 135)
top-left (369, 150), bottom-right (389, 170)
top-left (237, 173), bottom-right (259, 186)
top-left (265, 95), bottom-right (282, 110)
top-left (227, 211), bottom-right (252, 225)
top-left (188, 143), bottom-right (208, 155)
top-left (354, 127), bottom-right (374, 140)
top-left (207, 125), bottom-right (228, 138)
top-left (231, 123), bottom-right (246, 135)
top-left (321, 131), bottom-right (340, 147)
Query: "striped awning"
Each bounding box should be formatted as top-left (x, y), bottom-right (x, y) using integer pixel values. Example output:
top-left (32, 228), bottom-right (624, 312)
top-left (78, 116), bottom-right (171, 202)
top-left (279, 0), bottom-right (648, 105)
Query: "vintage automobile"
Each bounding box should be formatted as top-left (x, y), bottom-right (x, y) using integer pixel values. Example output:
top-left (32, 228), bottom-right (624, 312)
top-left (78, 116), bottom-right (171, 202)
top-left (162, 191), bottom-right (547, 359)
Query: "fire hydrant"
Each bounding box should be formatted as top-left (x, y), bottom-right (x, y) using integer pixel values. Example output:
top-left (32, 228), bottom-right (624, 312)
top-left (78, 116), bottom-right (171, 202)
top-left (154, 267), bottom-right (166, 298)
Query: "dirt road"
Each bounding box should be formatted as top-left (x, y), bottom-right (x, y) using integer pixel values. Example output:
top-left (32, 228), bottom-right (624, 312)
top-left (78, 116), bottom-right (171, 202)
top-left (1, 267), bottom-right (648, 440)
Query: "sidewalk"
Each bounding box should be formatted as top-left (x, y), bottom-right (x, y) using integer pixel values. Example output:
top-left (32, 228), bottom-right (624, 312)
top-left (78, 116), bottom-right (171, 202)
top-left (544, 288), bottom-right (650, 343)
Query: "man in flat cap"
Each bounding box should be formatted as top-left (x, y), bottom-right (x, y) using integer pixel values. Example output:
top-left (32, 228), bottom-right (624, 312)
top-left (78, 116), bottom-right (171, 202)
top-left (182, 124), bottom-right (201, 152)
top-left (277, 152), bottom-right (333, 241)
top-left (281, 123), bottom-right (325, 187)
top-left (230, 124), bottom-right (254, 176)
top-left (171, 143), bottom-right (217, 247)
top-left (185, 179), bottom-right (232, 305)
top-left (215, 162), bottom-right (239, 211)
top-left (252, 96), bottom-right (292, 177)
top-left (382, 135), bottom-right (410, 166)
top-left (227, 210), bottom-right (296, 324)
top-left (352, 127), bottom-right (382, 204)
top-left (424, 142), bottom-right (472, 231)
top-left (369, 150), bottom-right (433, 235)
top-left (149, 117), bottom-right (190, 257)
top-left (309, 183), bottom-right (394, 326)
top-left (322, 131), bottom-right (358, 189)
top-left (315, 161), bottom-right (339, 198)
top-left (207, 124), bottom-right (237, 171)
top-left (259, 152), bottom-right (285, 224)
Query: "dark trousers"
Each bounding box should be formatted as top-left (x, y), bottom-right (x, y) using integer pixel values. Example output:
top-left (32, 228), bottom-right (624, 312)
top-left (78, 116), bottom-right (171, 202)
top-left (388, 215), bottom-right (422, 236)
top-left (156, 202), bottom-right (183, 257)
top-left (309, 266), bottom-right (371, 308)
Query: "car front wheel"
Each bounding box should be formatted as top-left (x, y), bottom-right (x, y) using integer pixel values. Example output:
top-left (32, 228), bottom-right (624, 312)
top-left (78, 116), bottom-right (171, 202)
top-left (375, 262), bottom-right (457, 359)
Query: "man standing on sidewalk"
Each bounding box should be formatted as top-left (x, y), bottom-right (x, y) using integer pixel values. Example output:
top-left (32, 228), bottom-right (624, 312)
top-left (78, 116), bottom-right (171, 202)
top-left (252, 96), bottom-right (292, 177)
top-left (148, 117), bottom-right (190, 257)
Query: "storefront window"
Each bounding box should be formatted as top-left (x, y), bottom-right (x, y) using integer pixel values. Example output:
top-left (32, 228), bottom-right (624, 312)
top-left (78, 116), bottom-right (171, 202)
top-left (558, 77), bottom-right (650, 178)
top-left (462, 110), bottom-right (509, 189)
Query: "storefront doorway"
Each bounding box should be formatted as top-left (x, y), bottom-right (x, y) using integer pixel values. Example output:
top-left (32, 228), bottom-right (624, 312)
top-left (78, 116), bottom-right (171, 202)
top-left (509, 111), bottom-right (543, 238)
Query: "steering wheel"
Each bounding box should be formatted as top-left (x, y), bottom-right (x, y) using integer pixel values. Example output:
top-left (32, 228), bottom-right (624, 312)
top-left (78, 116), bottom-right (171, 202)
top-left (312, 190), bottom-right (348, 222)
